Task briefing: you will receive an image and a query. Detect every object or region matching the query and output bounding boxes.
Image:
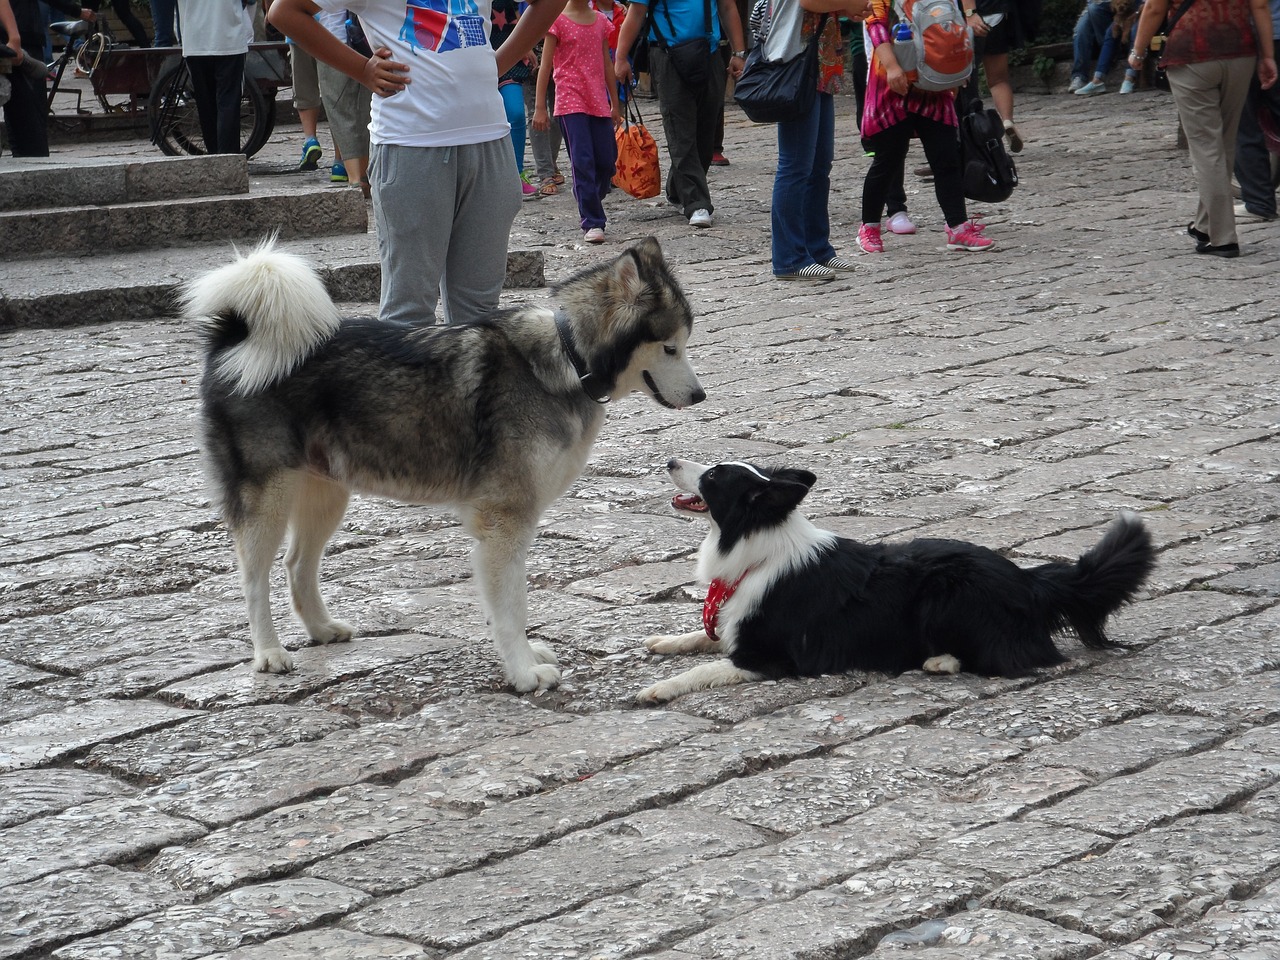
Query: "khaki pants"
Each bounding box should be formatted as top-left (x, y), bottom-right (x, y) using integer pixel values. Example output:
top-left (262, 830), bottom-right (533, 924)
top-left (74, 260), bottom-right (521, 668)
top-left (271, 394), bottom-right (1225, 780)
top-left (1168, 56), bottom-right (1256, 247)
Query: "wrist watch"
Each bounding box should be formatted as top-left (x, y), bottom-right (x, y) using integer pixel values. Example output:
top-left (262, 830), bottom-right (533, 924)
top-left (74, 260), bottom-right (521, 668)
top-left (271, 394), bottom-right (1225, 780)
top-left (732, 49), bottom-right (747, 58)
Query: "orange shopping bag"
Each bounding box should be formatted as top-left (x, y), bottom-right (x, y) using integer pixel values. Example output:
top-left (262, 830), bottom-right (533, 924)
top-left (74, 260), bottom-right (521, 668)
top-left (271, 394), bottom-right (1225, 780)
top-left (613, 97), bottom-right (662, 200)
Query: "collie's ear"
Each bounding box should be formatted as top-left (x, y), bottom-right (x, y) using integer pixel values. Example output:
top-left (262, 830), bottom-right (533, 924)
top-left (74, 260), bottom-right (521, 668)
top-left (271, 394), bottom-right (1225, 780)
top-left (772, 468), bottom-right (817, 491)
top-left (752, 475), bottom-right (812, 517)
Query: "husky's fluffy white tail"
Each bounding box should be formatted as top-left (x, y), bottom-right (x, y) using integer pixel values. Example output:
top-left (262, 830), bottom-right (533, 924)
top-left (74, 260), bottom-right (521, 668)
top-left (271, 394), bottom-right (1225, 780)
top-left (183, 237), bottom-right (340, 395)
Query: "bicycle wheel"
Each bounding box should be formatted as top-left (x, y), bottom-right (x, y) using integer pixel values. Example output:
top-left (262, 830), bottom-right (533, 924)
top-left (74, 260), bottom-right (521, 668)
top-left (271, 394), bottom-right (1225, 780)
top-left (148, 60), bottom-right (274, 158)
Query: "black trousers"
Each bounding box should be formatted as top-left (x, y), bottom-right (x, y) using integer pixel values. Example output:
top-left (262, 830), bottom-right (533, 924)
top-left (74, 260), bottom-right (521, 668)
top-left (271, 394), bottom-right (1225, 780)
top-left (186, 53), bottom-right (245, 155)
top-left (862, 114), bottom-right (967, 228)
top-left (86, 0), bottom-right (149, 46)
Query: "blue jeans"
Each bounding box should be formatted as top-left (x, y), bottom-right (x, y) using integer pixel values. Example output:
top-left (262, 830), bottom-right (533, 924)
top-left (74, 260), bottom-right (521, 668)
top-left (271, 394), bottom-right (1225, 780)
top-left (771, 91), bottom-right (837, 274)
top-left (1234, 73), bottom-right (1280, 217)
top-left (1072, 0), bottom-right (1117, 81)
top-left (499, 81), bottom-right (526, 173)
top-left (150, 0), bottom-right (178, 46)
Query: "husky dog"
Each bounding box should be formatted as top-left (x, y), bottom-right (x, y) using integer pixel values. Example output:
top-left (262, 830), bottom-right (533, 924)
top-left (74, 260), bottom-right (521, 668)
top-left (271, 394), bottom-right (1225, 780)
top-left (187, 238), bottom-right (704, 691)
top-left (638, 460), bottom-right (1154, 703)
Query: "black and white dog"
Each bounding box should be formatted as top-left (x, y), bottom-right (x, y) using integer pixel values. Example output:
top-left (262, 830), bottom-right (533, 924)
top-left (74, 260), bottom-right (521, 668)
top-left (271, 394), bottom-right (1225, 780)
top-left (637, 460), bottom-right (1155, 703)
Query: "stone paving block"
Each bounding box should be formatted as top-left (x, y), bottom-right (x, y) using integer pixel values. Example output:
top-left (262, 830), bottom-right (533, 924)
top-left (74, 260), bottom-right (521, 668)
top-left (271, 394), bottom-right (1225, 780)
top-left (863, 908), bottom-right (1104, 959)
top-left (347, 808), bottom-right (771, 949)
top-left (203, 929), bottom-right (432, 959)
top-left (935, 672), bottom-right (1186, 746)
top-left (0, 686), bottom-right (67, 725)
top-left (0, 698), bottom-right (203, 771)
top-left (0, 768), bottom-right (135, 828)
top-left (1090, 880), bottom-right (1280, 960)
top-left (306, 735), bottom-right (748, 895)
top-left (924, 822), bottom-right (1109, 884)
top-left (0, 659), bottom-right (55, 689)
top-left (1242, 782), bottom-right (1280, 822)
top-left (0, 796), bottom-right (207, 888)
top-left (685, 725), bottom-right (1021, 834)
top-left (1024, 713), bottom-right (1234, 780)
top-left (656, 860), bottom-right (988, 960)
top-left (144, 694), bottom-right (573, 826)
top-left (1172, 671), bottom-right (1280, 726)
top-left (988, 813), bottom-right (1280, 941)
top-left (82, 703), bottom-right (359, 783)
top-left (50, 877), bottom-right (371, 960)
top-left (0, 865), bottom-right (191, 959)
top-left (1028, 740), bottom-right (1280, 837)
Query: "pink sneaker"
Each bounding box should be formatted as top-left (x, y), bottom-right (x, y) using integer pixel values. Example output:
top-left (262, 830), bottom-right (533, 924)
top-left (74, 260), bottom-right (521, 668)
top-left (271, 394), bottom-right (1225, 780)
top-left (886, 211), bottom-right (916, 235)
top-left (945, 219), bottom-right (994, 252)
top-left (857, 223), bottom-right (884, 253)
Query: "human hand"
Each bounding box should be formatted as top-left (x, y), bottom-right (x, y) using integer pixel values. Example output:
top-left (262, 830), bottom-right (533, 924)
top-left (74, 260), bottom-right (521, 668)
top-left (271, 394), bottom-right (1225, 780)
top-left (532, 106), bottom-right (550, 130)
top-left (615, 58), bottom-right (633, 86)
top-left (1260, 55), bottom-right (1277, 90)
top-left (363, 46), bottom-right (410, 97)
top-left (844, 0), bottom-right (870, 20)
top-left (887, 64), bottom-right (910, 96)
top-left (611, 103), bottom-right (623, 126)
top-left (79, 7), bottom-right (95, 20)
top-left (729, 52), bottom-right (744, 80)
top-left (965, 11), bottom-right (989, 36)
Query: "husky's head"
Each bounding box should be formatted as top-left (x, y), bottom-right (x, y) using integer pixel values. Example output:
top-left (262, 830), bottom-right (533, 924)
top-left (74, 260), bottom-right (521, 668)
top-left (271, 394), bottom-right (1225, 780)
top-left (665, 459), bottom-right (818, 554)
top-left (556, 238), bottom-right (705, 409)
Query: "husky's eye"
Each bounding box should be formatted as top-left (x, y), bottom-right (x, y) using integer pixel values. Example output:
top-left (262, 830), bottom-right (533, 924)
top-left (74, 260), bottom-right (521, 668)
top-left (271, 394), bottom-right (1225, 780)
top-left (663, 345), bottom-right (678, 356)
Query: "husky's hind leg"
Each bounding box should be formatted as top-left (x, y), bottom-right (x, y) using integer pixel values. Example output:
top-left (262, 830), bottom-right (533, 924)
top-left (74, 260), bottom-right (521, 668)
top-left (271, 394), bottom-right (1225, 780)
top-left (466, 510), bottom-right (561, 693)
top-left (286, 474), bottom-right (354, 645)
top-left (233, 473), bottom-right (301, 672)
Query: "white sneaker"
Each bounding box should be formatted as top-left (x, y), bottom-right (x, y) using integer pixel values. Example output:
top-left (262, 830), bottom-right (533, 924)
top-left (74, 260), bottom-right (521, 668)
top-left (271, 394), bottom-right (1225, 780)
top-left (1119, 77), bottom-right (1136, 94)
top-left (1067, 76), bottom-right (1085, 93)
top-left (688, 208), bottom-right (713, 228)
top-left (886, 211), bottom-right (916, 235)
top-left (583, 227), bottom-right (606, 243)
top-left (1075, 79), bottom-right (1107, 96)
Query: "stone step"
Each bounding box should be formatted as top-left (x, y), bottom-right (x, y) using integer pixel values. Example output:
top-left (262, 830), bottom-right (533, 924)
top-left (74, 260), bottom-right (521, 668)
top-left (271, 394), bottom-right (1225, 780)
top-left (0, 153), bottom-right (249, 212)
top-left (4, 186), bottom-right (369, 257)
top-left (0, 235), bottom-right (546, 329)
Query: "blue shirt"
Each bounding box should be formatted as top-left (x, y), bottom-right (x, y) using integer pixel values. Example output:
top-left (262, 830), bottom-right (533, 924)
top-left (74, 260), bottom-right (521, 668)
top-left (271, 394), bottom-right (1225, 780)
top-left (635, 0), bottom-right (723, 46)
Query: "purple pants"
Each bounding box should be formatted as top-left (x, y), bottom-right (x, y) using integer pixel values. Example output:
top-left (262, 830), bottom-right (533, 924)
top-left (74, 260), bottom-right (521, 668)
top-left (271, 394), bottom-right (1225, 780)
top-left (558, 112), bottom-right (617, 231)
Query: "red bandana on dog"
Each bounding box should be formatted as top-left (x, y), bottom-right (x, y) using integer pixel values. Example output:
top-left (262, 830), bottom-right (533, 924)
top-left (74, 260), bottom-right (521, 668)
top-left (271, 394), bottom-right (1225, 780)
top-left (703, 572), bottom-right (749, 641)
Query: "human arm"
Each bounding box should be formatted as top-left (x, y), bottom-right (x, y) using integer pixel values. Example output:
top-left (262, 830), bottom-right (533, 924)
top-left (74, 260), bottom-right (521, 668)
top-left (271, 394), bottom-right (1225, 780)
top-left (1250, 0), bottom-right (1277, 88)
top-left (0, 0), bottom-right (22, 61)
top-left (716, 0), bottom-right (747, 79)
top-left (1126, 0), bottom-right (1171, 72)
top-left (532, 32), bottom-right (556, 130)
top-left (45, 0), bottom-right (94, 21)
top-left (267, 0), bottom-right (410, 97)
top-left (603, 29), bottom-right (622, 123)
top-left (866, 0), bottom-right (909, 94)
top-left (496, 0), bottom-right (568, 76)
top-left (613, 0), bottom-right (648, 86)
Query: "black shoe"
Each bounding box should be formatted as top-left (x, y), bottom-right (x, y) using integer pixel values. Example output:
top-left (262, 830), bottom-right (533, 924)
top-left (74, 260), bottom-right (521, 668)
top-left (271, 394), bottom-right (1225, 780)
top-left (1195, 241), bottom-right (1241, 258)
top-left (1187, 223), bottom-right (1210, 244)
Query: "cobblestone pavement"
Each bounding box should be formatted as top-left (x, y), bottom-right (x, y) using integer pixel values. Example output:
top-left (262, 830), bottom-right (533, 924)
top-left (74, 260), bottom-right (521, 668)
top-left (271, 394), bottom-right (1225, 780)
top-left (2, 87), bottom-right (1279, 960)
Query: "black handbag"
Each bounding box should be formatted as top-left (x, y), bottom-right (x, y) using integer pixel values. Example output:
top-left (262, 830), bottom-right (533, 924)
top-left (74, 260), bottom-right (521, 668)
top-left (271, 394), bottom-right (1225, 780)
top-left (650, 0), bottom-right (715, 88)
top-left (734, 12), bottom-right (827, 124)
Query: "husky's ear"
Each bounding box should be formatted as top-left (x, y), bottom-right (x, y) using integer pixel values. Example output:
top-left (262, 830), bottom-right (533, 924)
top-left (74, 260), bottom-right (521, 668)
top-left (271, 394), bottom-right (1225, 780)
top-left (772, 468), bottom-right (817, 491)
top-left (612, 238), bottom-right (663, 302)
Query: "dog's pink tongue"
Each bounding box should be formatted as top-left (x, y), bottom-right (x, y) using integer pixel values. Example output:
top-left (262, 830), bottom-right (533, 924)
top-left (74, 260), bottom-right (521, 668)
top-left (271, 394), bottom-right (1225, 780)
top-left (672, 493), bottom-right (707, 512)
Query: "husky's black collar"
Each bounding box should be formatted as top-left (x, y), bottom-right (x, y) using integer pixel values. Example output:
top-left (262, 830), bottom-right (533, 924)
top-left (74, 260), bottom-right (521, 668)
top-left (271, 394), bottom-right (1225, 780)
top-left (553, 309), bottom-right (610, 404)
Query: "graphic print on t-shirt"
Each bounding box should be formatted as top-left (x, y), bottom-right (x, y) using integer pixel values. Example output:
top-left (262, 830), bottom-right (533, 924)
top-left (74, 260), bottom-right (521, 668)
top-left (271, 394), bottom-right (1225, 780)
top-left (400, 0), bottom-right (489, 54)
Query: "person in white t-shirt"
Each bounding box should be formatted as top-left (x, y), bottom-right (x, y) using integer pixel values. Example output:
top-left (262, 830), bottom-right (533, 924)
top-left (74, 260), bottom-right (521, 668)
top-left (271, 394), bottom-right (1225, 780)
top-left (269, 0), bottom-right (567, 324)
top-left (175, 0), bottom-right (254, 154)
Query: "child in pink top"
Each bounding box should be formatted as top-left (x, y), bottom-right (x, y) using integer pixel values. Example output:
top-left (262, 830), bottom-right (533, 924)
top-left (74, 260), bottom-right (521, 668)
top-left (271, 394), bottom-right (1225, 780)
top-left (534, 0), bottom-right (623, 243)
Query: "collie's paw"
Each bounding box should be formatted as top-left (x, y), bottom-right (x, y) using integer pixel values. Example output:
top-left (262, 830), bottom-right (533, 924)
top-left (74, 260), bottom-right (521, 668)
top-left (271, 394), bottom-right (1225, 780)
top-left (511, 663), bottom-right (561, 693)
top-left (529, 641), bottom-right (560, 666)
top-left (254, 646), bottom-right (295, 673)
top-left (644, 630), bottom-right (717, 656)
top-left (635, 679), bottom-right (680, 704)
top-left (309, 620), bottom-right (354, 644)
top-left (923, 654), bottom-right (961, 675)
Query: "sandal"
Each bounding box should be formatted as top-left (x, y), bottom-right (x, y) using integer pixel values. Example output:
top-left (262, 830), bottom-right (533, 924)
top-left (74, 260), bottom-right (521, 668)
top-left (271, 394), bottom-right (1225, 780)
top-left (538, 179), bottom-right (559, 196)
top-left (549, 173), bottom-right (566, 185)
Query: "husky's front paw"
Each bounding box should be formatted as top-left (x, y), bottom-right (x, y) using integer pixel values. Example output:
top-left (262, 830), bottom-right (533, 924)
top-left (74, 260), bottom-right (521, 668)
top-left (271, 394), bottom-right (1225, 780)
top-left (529, 641), bottom-right (560, 666)
top-left (511, 663), bottom-right (561, 693)
top-left (635, 678), bottom-right (680, 704)
top-left (308, 620), bottom-right (354, 645)
top-left (254, 646), bottom-right (295, 673)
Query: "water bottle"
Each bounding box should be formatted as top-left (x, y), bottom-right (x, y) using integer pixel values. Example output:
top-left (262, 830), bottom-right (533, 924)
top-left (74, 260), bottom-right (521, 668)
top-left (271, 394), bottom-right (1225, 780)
top-left (892, 22), bottom-right (917, 73)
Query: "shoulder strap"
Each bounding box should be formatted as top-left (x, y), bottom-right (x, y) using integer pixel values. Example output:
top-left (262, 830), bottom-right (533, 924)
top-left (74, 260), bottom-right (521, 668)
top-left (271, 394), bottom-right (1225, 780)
top-left (1166, 0), bottom-right (1197, 36)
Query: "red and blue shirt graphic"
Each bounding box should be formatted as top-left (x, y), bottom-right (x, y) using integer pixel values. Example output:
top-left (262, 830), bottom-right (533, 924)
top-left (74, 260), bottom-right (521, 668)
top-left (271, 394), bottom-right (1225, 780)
top-left (400, 0), bottom-right (489, 54)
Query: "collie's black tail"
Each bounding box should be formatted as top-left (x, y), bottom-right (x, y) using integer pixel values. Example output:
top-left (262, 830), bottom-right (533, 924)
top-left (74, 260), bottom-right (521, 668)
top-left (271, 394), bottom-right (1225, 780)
top-left (1035, 513), bottom-right (1155, 648)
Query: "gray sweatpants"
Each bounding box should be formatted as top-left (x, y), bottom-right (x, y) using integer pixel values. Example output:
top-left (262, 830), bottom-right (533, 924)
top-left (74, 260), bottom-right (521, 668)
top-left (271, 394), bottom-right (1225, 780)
top-left (369, 136), bottom-right (523, 325)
